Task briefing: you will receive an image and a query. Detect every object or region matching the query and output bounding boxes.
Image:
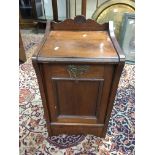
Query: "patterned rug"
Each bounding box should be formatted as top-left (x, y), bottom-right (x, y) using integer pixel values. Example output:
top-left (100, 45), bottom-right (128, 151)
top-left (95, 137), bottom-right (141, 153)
top-left (19, 31), bottom-right (135, 155)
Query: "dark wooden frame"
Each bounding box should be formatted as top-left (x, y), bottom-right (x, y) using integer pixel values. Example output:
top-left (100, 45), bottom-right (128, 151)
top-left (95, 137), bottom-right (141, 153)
top-left (32, 15), bottom-right (125, 137)
top-left (81, 0), bottom-right (86, 16)
top-left (52, 0), bottom-right (58, 21)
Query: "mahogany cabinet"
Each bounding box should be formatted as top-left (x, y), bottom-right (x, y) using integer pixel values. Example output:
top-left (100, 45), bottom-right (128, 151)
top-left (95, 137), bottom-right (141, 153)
top-left (32, 16), bottom-right (125, 137)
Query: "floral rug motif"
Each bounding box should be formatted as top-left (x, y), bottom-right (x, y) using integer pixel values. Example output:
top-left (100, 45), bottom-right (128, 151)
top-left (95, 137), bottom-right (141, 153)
top-left (20, 30), bottom-right (44, 60)
top-left (19, 32), bottom-right (135, 155)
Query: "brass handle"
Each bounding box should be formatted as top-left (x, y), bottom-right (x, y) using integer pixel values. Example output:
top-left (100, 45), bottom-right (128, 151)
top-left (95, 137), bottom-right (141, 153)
top-left (67, 65), bottom-right (89, 78)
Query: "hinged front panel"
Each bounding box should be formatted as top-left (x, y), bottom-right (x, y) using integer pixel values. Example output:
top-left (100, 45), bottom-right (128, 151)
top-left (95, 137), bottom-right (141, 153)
top-left (41, 63), bottom-right (114, 135)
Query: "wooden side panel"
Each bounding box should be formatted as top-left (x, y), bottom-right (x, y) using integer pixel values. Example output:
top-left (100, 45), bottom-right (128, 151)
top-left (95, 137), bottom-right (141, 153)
top-left (97, 64), bottom-right (114, 123)
top-left (32, 62), bottom-right (52, 136)
top-left (102, 63), bottom-right (125, 137)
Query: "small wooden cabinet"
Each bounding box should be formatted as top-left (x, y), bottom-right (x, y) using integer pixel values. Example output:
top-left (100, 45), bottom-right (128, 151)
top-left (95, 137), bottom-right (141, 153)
top-left (32, 16), bottom-right (125, 137)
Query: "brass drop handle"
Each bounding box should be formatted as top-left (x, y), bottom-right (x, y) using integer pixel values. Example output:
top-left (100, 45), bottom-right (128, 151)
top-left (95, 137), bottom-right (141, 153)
top-left (67, 65), bottom-right (89, 78)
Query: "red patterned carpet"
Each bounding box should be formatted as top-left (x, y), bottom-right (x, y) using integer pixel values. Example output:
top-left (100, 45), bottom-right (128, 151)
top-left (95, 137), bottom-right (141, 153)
top-left (19, 31), bottom-right (135, 155)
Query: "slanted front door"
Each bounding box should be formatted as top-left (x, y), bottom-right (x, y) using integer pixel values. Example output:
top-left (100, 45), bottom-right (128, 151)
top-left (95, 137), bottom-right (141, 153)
top-left (41, 63), bottom-right (114, 136)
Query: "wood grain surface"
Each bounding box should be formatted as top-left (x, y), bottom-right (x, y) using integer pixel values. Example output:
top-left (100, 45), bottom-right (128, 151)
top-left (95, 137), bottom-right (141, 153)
top-left (32, 16), bottom-right (125, 137)
top-left (39, 31), bottom-right (118, 59)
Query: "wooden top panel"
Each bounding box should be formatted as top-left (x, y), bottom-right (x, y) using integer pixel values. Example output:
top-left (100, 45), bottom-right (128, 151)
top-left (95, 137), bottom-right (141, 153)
top-left (39, 31), bottom-right (118, 59)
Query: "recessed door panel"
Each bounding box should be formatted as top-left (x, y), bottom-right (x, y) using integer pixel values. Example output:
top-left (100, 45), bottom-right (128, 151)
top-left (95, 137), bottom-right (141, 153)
top-left (52, 78), bottom-right (104, 116)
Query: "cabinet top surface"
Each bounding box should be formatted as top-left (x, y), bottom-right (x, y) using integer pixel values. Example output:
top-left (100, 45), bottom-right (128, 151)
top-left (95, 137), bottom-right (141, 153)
top-left (39, 31), bottom-right (118, 60)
